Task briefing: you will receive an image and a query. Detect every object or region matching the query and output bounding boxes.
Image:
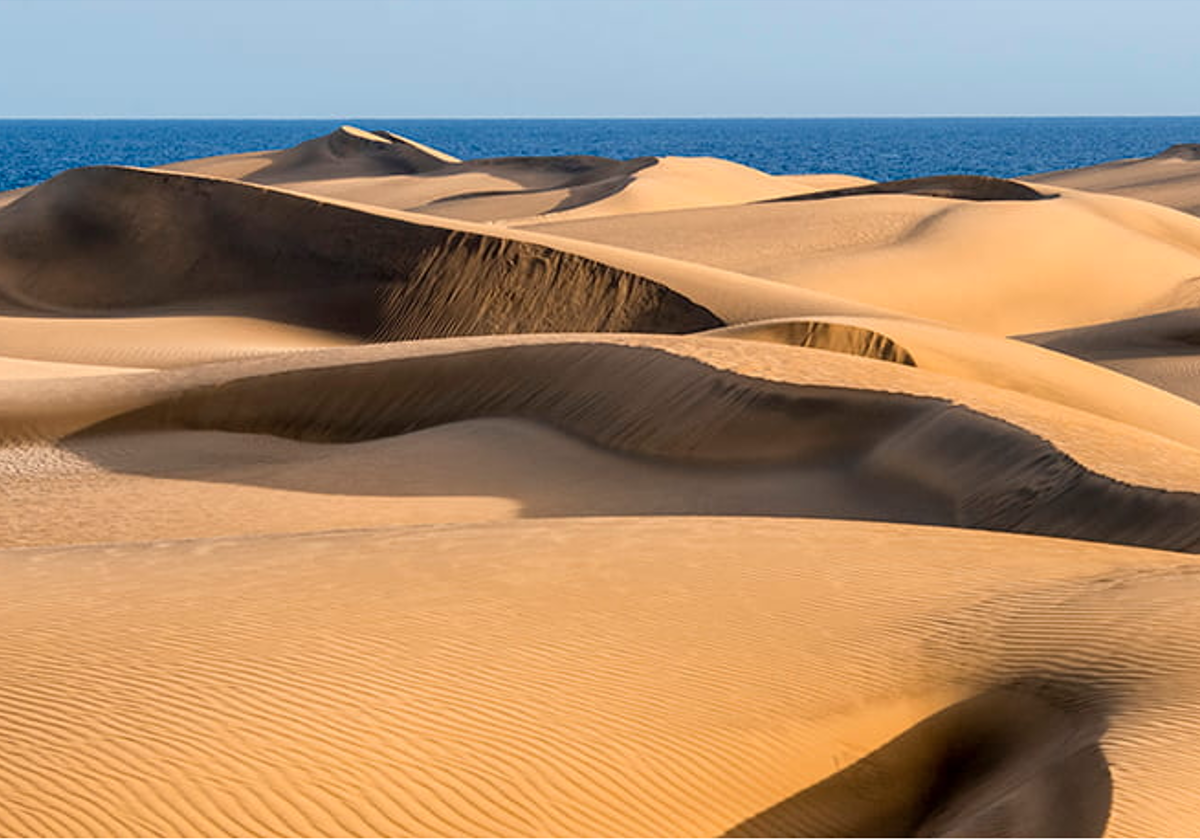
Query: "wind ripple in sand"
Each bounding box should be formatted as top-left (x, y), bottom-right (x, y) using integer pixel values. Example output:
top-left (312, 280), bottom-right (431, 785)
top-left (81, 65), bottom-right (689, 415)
top-left (5, 130), bottom-right (1200, 836)
top-left (8, 519), bottom-right (1200, 835)
top-left (58, 339), bottom-right (1200, 554)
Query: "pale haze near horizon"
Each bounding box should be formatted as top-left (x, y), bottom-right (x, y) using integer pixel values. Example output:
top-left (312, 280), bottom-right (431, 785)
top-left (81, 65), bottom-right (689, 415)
top-left (1, 0), bottom-right (1197, 118)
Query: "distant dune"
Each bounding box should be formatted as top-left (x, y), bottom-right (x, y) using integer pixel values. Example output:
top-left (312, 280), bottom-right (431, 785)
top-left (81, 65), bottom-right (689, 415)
top-left (4, 126), bottom-right (1200, 836)
top-left (765, 173), bottom-right (1051, 203)
top-left (1029, 143), bottom-right (1200, 216)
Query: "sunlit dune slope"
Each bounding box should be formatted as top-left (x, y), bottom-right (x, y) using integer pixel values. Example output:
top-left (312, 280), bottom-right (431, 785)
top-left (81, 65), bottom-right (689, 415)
top-left (5, 128), bottom-right (1200, 838)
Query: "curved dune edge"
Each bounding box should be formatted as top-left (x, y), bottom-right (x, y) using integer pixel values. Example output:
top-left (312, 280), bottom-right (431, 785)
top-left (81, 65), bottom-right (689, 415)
top-left (10, 333), bottom-right (1200, 489)
top-left (704, 315), bottom-right (1200, 452)
top-left (0, 164), bottom-right (904, 337)
top-left (492, 157), bottom-right (874, 225)
top-left (702, 319), bottom-right (918, 366)
top-left (0, 166), bottom-right (724, 341)
top-left (3, 517), bottom-right (1200, 836)
top-left (764, 173), bottom-right (1053, 203)
top-left (163, 126), bottom-right (873, 223)
top-left (160, 124), bottom-right (462, 184)
top-left (725, 684), bottom-right (1112, 837)
top-left (527, 183), bottom-right (1200, 335)
top-left (5, 132), bottom-right (1200, 839)
top-left (40, 338), bottom-right (1198, 553)
top-left (1020, 308), bottom-right (1200, 405)
top-left (1029, 144), bottom-right (1200, 217)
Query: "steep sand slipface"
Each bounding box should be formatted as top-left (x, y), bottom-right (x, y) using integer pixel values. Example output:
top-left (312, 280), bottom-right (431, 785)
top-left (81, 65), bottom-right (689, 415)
top-left (1, 334), bottom-right (1198, 553)
top-left (5, 129), bottom-right (1200, 836)
top-left (0, 166), bottom-right (721, 341)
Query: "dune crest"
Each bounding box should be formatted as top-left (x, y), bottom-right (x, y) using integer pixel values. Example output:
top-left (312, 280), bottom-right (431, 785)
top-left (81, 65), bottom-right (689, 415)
top-left (166, 127), bottom-right (874, 222)
top-left (0, 166), bottom-right (721, 340)
top-left (161, 124), bottom-right (461, 184)
top-left (1030, 143), bottom-right (1200, 217)
top-left (5, 128), bottom-right (1200, 836)
top-left (766, 173), bottom-right (1052, 203)
top-left (529, 183), bottom-right (1200, 334)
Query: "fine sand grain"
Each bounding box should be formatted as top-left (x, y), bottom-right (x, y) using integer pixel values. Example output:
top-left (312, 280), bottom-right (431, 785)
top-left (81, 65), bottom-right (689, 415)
top-left (1029, 143), bottom-right (1200, 217)
top-left (4, 126), bottom-right (1200, 836)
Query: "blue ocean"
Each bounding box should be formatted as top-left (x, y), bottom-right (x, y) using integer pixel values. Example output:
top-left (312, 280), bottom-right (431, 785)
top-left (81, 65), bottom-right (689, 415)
top-left (2, 117), bottom-right (1200, 193)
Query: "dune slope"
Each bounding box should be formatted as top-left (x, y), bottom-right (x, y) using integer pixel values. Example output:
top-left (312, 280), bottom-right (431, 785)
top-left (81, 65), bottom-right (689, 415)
top-left (4, 129), bottom-right (1200, 837)
top-left (163, 126), bottom-right (868, 222)
top-left (0, 166), bottom-right (721, 340)
top-left (1029, 144), bottom-right (1200, 216)
top-left (6, 519), bottom-right (1200, 836)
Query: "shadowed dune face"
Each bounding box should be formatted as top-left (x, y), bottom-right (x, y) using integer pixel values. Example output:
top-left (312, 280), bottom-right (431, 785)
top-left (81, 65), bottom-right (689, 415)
top-left (165, 126), bottom-right (667, 221)
top-left (70, 341), bottom-right (1200, 554)
top-left (1023, 307), bottom-right (1200, 361)
top-left (9, 129), bottom-right (1200, 836)
top-left (0, 166), bottom-right (721, 338)
top-left (765, 174), bottom-right (1053, 203)
top-left (1021, 308), bottom-right (1200, 404)
top-left (724, 683), bottom-right (1112, 837)
top-left (527, 181), bottom-right (1200, 335)
top-left (705, 319), bottom-right (918, 366)
top-left (1157, 144), bottom-right (1200, 162)
top-left (1029, 144), bottom-right (1200, 217)
top-left (241, 125), bottom-right (463, 182)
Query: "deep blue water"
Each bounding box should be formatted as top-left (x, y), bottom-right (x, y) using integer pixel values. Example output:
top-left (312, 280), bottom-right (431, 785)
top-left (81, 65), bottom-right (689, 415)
top-left (3, 117), bottom-right (1200, 192)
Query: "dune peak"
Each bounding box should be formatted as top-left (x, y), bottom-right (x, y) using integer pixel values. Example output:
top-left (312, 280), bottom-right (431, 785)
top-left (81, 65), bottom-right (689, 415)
top-left (7, 126), bottom-right (1200, 837)
top-left (767, 174), bottom-right (1051, 203)
top-left (1155, 143), bottom-right (1200, 162)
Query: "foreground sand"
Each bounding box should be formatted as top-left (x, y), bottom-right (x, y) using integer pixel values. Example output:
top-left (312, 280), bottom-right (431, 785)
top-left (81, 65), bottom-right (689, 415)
top-left (3, 127), bottom-right (1200, 836)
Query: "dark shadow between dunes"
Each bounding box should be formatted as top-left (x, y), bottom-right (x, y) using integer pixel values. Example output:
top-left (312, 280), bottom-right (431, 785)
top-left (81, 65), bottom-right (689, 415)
top-left (724, 681), bottom-right (1112, 837)
top-left (765, 175), bottom-right (1054, 204)
top-left (70, 342), bottom-right (1200, 554)
top-left (0, 166), bottom-right (720, 339)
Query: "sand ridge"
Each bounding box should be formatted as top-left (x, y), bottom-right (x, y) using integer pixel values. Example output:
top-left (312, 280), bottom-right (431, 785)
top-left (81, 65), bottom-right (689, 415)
top-left (4, 127), bottom-right (1200, 836)
top-left (1029, 143), bottom-right (1200, 217)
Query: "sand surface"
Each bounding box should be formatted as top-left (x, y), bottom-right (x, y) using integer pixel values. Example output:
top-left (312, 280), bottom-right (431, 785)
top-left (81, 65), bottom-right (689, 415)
top-left (4, 127), bottom-right (1200, 836)
top-left (1029, 143), bottom-right (1200, 217)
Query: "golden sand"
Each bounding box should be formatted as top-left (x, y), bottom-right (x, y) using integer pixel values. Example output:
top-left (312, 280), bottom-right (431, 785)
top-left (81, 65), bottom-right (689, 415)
top-left (3, 129), bottom-right (1200, 835)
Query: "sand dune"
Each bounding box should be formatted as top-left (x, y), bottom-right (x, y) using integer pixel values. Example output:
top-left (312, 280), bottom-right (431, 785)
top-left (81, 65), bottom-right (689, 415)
top-left (1030, 143), bottom-right (1200, 216)
top-left (6, 518), bottom-right (1200, 836)
top-left (765, 173), bottom-right (1051, 203)
top-left (162, 124), bottom-right (463, 183)
top-left (164, 126), bottom-right (870, 222)
top-left (1, 334), bottom-right (1196, 554)
top-left (0, 166), bottom-right (721, 341)
top-left (707, 315), bottom-right (1200, 451)
top-left (529, 185), bottom-right (1200, 334)
top-left (1022, 307), bottom-right (1200, 404)
top-left (5, 128), bottom-right (1200, 836)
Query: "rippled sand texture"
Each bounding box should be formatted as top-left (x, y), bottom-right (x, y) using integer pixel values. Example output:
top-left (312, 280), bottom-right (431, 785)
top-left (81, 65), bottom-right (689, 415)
top-left (4, 127), bottom-right (1200, 836)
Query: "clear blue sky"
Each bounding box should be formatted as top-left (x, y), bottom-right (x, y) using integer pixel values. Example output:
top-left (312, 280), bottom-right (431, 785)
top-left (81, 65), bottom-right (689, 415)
top-left (2, 0), bottom-right (1197, 118)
